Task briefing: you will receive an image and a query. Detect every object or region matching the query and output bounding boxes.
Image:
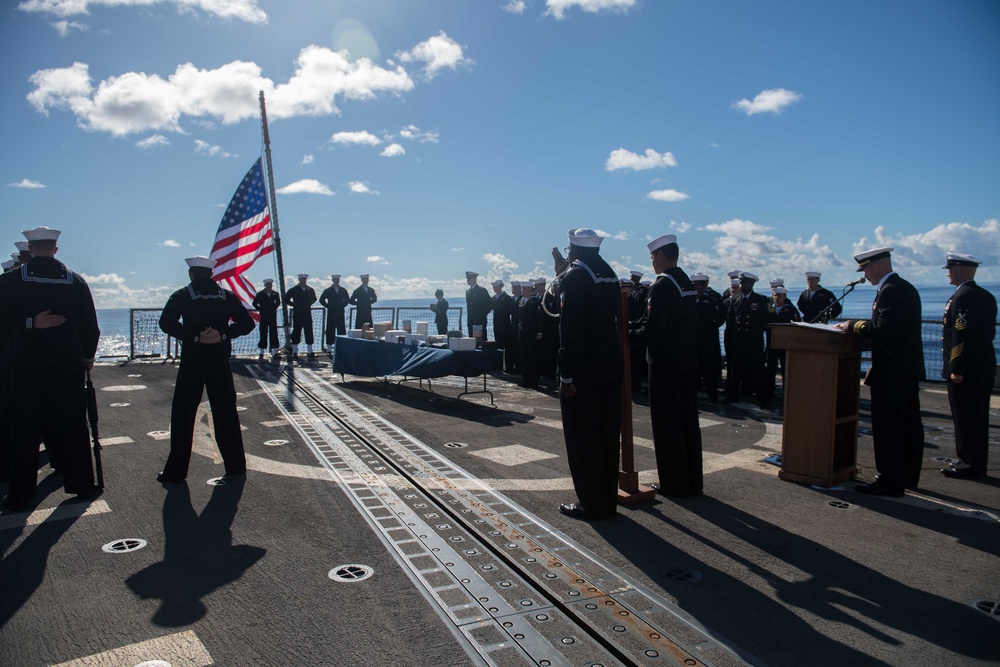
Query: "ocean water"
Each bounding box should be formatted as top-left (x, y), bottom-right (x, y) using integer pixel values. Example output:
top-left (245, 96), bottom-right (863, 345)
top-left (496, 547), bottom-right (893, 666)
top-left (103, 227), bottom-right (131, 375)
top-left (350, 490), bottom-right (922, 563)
top-left (96, 284), bottom-right (999, 372)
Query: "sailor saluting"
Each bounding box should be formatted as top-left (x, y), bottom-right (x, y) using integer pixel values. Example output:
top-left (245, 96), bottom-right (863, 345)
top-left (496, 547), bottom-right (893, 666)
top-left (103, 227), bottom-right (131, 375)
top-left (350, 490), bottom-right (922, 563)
top-left (0, 226), bottom-right (101, 511)
top-left (156, 256), bottom-right (255, 484)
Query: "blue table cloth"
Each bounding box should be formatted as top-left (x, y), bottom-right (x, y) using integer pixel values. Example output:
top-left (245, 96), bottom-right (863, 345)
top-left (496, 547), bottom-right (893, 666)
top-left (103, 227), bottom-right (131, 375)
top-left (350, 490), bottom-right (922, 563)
top-left (333, 336), bottom-right (502, 379)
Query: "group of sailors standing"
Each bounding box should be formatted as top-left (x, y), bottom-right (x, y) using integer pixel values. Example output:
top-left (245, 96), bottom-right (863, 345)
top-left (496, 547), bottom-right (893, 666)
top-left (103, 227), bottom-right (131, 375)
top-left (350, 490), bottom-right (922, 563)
top-left (250, 273), bottom-right (377, 360)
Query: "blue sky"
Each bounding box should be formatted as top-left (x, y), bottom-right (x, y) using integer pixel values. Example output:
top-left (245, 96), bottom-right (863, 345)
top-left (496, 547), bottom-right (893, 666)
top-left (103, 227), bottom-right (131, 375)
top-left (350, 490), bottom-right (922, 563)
top-left (2, 0), bottom-right (998, 308)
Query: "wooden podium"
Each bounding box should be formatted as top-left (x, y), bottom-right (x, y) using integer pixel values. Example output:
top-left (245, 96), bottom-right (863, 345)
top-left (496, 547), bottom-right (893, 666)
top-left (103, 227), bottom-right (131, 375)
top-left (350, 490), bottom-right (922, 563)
top-left (770, 323), bottom-right (862, 487)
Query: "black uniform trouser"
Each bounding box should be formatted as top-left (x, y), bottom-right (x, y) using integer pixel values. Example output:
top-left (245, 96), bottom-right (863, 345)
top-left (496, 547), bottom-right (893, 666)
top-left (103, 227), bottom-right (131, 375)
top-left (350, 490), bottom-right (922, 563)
top-left (869, 379), bottom-right (924, 491)
top-left (542, 325), bottom-right (559, 378)
top-left (518, 332), bottom-right (540, 387)
top-left (727, 336), bottom-right (769, 403)
top-left (7, 365), bottom-right (94, 502)
top-left (0, 358), bottom-right (10, 480)
top-left (494, 327), bottom-right (513, 371)
top-left (290, 312), bottom-right (313, 346)
top-left (648, 363), bottom-right (703, 496)
top-left (325, 316), bottom-right (345, 345)
top-left (257, 317), bottom-right (279, 350)
top-left (561, 369), bottom-right (622, 518)
top-left (507, 329), bottom-right (520, 373)
top-left (162, 354), bottom-right (246, 480)
top-left (766, 348), bottom-right (787, 396)
top-left (948, 376), bottom-right (992, 473)
top-left (695, 342), bottom-right (722, 399)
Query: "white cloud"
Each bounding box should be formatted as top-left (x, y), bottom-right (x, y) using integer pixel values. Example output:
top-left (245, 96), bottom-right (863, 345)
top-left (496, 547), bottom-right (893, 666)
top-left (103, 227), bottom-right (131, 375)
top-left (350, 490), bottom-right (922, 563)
top-left (647, 189), bottom-right (690, 202)
top-left (51, 20), bottom-right (87, 36)
top-left (194, 139), bottom-right (236, 158)
top-left (27, 44), bottom-right (418, 136)
top-left (8, 178), bottom-right (47, 189)
top-left (86, 280), bottom-right (182, 309)
top-left (501, 0), bottom-right (527, 13)
top-left (366, 255), bottom-right (390, 265)
top-left (544, 0), bottom-right (636, 20)
top-left (670, 221), bottom-right (691, 233)
top-left (852, 220), bottom-right (1000, 280)
top-left (452, 247), bottom-right (465, 252)
top-left (683, 218), bottom-right (846, 282)
top-left (733, 88), bottom-right (802, 116)
top-left (348, 180), bottom-right (378, 194)
top-left (158, 239), bottom-right (181, 248)
top-left (380, 143), bottom-right (405, 157)
top-left (301, 154), bottom-right (314, 164)
top-left (396, 31), bottom-right (472, 79)
top-left (482, 253), bottom-right (520, 283)
top-left (19, 0), bottom-right (268, 23)
top-left (605, 148), bottom-right (677, 171)
top-left (275, 179), bottom-right (334, 195)
top-left (136, 134), bottom-right (169, 149)
top-left (330, 130), bottom-right (381, 146)
top-left (399, 124), bottom-right (439, 143)
top-left (80, 272), bottom-right (125, 285)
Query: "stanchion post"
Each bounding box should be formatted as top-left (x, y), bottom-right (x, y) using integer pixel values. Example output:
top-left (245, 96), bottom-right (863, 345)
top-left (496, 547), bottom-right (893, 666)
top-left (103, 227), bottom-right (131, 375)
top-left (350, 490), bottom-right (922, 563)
top-left (617, 282), bottom-right (655, 505)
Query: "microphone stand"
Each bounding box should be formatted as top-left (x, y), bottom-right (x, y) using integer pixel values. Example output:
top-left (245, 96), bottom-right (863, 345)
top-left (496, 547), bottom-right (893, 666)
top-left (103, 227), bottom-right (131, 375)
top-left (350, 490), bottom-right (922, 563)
top-left (809, 282), bottom-right (862, 324)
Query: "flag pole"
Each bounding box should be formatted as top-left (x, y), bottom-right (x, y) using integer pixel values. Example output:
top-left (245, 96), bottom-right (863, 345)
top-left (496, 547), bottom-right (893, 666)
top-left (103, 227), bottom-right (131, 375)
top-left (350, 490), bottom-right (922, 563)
top-left (259, 90), bottom-right (290, 345)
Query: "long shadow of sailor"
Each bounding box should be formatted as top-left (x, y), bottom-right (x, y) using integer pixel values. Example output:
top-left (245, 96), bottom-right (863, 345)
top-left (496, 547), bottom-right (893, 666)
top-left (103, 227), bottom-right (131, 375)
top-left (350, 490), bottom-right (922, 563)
top-left (126, 478), bottom-right (265, 627)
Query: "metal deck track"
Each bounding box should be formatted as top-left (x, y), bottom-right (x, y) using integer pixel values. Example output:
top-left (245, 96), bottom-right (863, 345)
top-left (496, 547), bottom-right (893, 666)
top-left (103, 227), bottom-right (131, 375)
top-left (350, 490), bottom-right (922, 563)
top-left (248, 364), bottom-right (756, 667)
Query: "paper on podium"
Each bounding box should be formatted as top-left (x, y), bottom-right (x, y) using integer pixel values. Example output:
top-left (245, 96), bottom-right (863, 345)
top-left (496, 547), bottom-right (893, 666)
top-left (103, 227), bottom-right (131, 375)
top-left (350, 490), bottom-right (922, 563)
top-left (790, 321), bottom-right (844, 333)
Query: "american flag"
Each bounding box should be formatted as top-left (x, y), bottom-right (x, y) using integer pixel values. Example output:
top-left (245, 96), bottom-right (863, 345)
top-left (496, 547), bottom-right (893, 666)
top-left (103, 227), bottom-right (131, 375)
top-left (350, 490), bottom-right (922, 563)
top-left (210, 158), bottom-right (274, 319)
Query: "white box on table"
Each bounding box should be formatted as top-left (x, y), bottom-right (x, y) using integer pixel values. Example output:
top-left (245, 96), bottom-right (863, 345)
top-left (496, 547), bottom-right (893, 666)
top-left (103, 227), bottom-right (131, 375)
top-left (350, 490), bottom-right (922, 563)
top-left (448, 337), bottom-right (477, 351)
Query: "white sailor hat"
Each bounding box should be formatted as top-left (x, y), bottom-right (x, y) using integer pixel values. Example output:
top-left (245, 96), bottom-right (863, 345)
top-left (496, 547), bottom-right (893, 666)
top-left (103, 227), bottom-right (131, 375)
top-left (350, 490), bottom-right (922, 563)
top-left (331, 274), bottom-right (341, 280)
top-left (491, 279), bottom-right (503, 287)
top-left (942, 251), bottom-right (982, 269)
top-left (185, 256), bottom-right (216, 269)
top-left (1, 259), bottom-right (14, 271)
top-left (465, 271), bottom-right (479, 278)
top-left (568, 228), bottom-right (603, 247)
top-left (552, 279), bottom-right (560, 287)
top-left (769, 278), bottom-right (784, 287)
top-left (805, 271), bottom-right (821, 278)
top-left (15, 242), bottom-right (29, 252)
top-left (727, 270), bottom-right (741, 279)
top-left (533, 277), bottom-right (546, 285)
top-left (263, 278), bottom-right (274, 284)
top-left (620, 277), bottom-right (633, 286)
top-left (647, 234), bottom-right (677, 253)
top-left (690, 273), bottom-right (709, 282)
top-left (22, 226), bottom-right (60, 242)
top-left (853, 247), bottom-right (893, 271)
top-left (739, 271), bottom-right (759, 282)
top-left (630, 270), bottom-right (643, 278)
top-left (297, 273), bottom-right (309, 279)
top-left (773, 286), bottom-right (788, 295)
top-left (730, 279), bottom-right (741, 287)
top-left (521, 281), bottom-right (533, 289)
top-left (640, 280), bottom-right (651, 286)
top-left (360, 273), bottom-right (370, 279)
top-left (9, 252), bottom-right (17, 261)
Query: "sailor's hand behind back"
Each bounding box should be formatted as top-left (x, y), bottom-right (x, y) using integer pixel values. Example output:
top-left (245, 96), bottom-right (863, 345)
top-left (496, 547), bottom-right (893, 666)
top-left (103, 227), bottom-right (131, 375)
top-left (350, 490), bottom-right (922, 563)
top-left (34, 309), bottom-right (66, 329)
top-left (199, 326), bottom-right (222, 344)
